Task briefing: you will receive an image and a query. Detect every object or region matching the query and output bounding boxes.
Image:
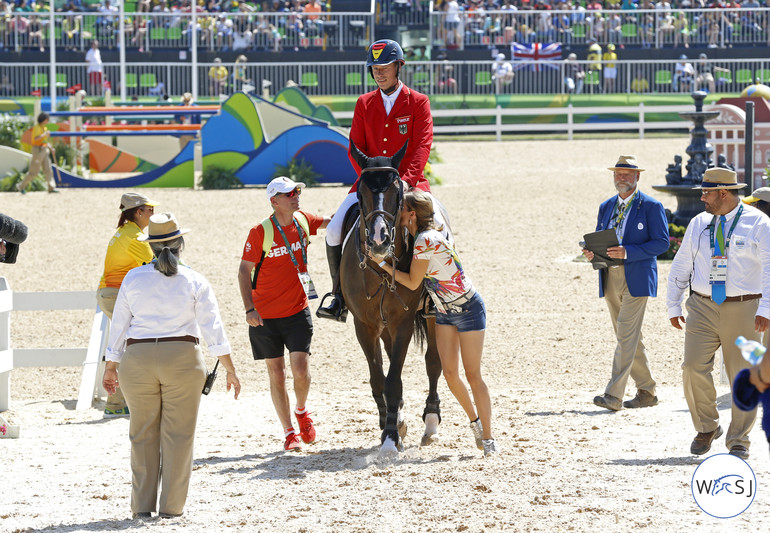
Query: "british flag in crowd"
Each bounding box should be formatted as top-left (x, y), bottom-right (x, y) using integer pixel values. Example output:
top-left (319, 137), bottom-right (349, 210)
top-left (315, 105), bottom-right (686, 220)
top-left (511, 42), bottom-right (562, 72)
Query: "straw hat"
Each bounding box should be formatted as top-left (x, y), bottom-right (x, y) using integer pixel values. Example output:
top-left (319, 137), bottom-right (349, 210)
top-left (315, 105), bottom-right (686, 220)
top-left (608, 155), bottom-right (645, 172)
top-left (181, 92), bottom-right (193, 103)
top-left (138, 212), bottom-right (191, 242)
top-left (693, 167), bottom-right (747, 190)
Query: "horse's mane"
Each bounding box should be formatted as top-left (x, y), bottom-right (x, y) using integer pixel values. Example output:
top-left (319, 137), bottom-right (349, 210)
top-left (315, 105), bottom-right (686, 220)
top-left (360, 167), bottom-right (399, 193)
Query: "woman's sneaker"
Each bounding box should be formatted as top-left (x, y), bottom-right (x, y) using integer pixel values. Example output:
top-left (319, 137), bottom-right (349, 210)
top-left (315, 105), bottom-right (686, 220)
top-left (470, 418), bottom-right (484, 450)
top-left (482, 438), bottom-right (498, 457)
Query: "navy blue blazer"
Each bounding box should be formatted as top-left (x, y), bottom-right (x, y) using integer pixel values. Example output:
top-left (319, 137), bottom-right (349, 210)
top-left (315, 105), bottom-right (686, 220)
top-left (595, 190), bottom-right (670, 298)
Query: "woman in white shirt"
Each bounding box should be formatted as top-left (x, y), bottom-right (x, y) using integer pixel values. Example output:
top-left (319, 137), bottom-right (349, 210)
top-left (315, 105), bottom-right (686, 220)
top-left (383, 190), bottom-right (497, 457)
top-left (102, 213), bottom-right (240, 519)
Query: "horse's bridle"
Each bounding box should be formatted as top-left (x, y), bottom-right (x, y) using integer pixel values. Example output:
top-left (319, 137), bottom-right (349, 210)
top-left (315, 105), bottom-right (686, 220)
top-left (354, 168), bottom-right (409, 324)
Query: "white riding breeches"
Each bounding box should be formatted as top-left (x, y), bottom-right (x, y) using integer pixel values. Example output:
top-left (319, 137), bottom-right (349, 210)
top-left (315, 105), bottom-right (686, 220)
top-left (325, 191), bottom-right (449, 246)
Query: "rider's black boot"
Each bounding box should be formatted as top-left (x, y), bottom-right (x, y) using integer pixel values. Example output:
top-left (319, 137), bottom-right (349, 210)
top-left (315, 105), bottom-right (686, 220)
top-left (316, 244), bottom-right (348, 322)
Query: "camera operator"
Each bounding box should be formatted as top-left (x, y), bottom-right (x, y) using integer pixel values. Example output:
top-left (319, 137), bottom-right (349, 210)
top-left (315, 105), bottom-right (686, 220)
top-left (0, 213), bottom-right (28, 264)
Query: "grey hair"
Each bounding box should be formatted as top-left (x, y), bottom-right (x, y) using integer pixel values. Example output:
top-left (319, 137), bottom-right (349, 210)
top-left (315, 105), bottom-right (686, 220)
top-left (150, 237), bottom-right (184, 277)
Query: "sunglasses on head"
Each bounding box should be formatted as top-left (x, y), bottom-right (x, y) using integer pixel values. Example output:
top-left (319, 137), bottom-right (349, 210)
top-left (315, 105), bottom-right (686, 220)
top-left (279, 187), bottom-right (302, 199)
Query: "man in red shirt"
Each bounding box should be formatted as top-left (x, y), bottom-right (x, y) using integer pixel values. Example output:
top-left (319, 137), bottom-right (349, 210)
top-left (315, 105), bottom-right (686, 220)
top-left (317, 39), bottom-right (437, 321)
top-left (238, 177), bottom-right (330, 452)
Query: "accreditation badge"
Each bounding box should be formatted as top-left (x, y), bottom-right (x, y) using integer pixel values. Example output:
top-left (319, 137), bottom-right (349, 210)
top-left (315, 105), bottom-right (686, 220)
top-left (709, 256), bottom-right (727, 283)
top-left (298, 271), bottom-right (318, 299)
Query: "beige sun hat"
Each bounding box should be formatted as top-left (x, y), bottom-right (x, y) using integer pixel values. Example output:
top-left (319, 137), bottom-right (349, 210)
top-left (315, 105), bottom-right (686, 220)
top-left (137, 212), bottom-right (191, 242)
top-left (608, 155), bottom-right (645, 172)
top-left (120, 192), bottom-right (158, 212)
top-left (693, 167), bottom-right (748, 190)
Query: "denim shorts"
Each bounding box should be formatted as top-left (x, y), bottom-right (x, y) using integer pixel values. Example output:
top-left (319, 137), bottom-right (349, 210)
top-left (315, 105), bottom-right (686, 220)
top-left (435, 292), bottom-right (486, 332)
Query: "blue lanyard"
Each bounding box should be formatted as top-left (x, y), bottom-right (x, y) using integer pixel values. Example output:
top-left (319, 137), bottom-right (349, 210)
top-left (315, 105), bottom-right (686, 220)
top-left (271, 214), bottom-right (307, 273)
top-left (708, 205), bottom-right (743, 256)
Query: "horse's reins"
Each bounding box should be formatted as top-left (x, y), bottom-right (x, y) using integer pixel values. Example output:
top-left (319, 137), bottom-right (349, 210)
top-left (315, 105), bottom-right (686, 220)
top-left (355, 171), bottom-right (409, 326)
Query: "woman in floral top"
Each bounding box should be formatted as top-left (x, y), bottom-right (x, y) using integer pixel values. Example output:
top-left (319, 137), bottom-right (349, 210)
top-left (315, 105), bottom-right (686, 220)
top-left (384, 190), bottom-right (497, 457)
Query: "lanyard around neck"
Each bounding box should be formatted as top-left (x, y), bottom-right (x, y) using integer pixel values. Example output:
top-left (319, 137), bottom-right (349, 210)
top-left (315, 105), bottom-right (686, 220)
top-left (709, 204), bottom-right (743, 255)
top-left (612, 192), bottom-right (636, 226)
top-left (271, 214), bottom-right (307, 272)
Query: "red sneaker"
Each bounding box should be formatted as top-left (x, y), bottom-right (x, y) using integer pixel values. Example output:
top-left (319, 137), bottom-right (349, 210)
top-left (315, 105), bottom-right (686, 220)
top-left (284, 432), bottom-right (302, 452)
top-left (295, 411), bottom-right (316, 444)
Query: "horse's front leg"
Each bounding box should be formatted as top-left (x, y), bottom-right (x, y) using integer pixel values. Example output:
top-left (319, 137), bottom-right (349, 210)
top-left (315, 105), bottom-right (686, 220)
top-left (353, 318), bottom-right (387, 430)
top-left (380, 326), bottom-right (412, 455)
top-left (421, 315), bottom-right (442, 446)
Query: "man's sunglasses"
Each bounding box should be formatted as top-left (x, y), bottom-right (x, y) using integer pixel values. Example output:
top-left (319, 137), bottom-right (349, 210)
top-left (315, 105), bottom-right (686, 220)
top-left (279, 187), bottom-right (302, 199)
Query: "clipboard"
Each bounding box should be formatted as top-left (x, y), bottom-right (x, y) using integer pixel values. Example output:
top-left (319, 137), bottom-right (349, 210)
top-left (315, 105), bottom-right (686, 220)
top-left (583, 229), bottom-right (624, 270)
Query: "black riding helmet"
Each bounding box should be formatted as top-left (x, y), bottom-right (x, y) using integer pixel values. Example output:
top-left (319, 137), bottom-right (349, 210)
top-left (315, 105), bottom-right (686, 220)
top-left (366, 39), bottom-right (405, 80)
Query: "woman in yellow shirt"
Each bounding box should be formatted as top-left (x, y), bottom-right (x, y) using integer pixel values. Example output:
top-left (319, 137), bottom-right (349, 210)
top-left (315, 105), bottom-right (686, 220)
top-left (97, 192), bottom-right (158, 418)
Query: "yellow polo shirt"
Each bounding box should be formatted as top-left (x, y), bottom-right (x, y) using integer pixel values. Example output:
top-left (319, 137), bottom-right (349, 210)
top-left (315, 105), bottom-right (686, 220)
top-left (31, 123), bottom-right (49, 147)
top-left (98, 221), bottom-right (153, 289)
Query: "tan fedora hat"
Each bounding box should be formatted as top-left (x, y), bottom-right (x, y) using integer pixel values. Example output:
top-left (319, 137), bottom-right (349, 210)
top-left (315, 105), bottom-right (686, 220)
top-left (137, 212), bottom-right (191, 242)
top-left (608, 155), bottom-right (645, 172)
top-left (693, 167), bottom-right (747, 190)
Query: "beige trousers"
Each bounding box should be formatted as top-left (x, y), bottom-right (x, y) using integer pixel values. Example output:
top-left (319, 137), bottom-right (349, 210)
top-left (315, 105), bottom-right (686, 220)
top-left (118, 341), bottom-right (206, 516)
top-left (19, 145), bottom-right (56, 192)
top-left (603, 266), bottom-right (656, 399)
top-left (97, 287), bottom-right (127, 411)
top-left (682, 293), bottom-right (758, 450)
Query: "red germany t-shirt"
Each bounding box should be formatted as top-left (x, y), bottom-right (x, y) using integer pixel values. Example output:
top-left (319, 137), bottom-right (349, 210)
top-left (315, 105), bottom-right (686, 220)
top-left (242, 211), bottom-right (324, 319)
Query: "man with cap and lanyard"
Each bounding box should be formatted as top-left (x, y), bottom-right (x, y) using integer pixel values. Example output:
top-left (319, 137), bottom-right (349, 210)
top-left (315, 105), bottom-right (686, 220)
top-left (583, 155), bottom-right (669, 412)
top-left (668, 168), bottom-right (770, 459)
top-left (317, 38), bottom-right (441, 322)
top-left (238, 177), bottom-right (330, 452)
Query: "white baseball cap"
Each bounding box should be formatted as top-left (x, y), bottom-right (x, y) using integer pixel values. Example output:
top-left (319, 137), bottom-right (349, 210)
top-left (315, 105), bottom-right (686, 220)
top-left (266, 176), bottom-right (306, 199)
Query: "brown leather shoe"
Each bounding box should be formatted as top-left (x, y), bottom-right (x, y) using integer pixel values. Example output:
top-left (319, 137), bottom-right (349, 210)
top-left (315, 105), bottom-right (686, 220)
top-left (623, 389), bottom-right (659, 409)
top-left (729, 445), bottom-right (749, 460)
top-left (690, 425), bottom-right (723, 455)
top-left (593, 394), bottom-right (622, 411)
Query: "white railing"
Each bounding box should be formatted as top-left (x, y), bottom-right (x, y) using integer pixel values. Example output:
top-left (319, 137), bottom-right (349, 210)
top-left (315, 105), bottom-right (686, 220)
top-left (3, 58), bottom-right (769, 101)
top-left (0, 279), bottom-right (110, 415)
top-left (427, 103), bottom-right (692, 140)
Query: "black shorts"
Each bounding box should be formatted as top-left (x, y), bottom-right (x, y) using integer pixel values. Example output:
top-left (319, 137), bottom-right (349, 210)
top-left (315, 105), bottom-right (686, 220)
top-left (248, 307), bottom-right (313, 360)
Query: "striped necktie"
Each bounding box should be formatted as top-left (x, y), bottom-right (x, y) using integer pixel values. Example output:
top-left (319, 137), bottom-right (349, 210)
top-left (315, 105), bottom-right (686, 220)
top-left (712, 215), bottom-right (727, 305)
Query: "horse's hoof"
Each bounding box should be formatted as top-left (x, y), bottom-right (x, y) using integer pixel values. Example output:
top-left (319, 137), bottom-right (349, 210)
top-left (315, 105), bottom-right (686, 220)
top-left (421, 413), bottom-right (439, 446)
top-left (379, 436), bottom-right (399, 460)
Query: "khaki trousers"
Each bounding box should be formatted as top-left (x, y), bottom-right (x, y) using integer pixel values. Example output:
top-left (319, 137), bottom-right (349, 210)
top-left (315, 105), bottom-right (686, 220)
top-left (97, 287), bottom-right (128, 411)
top-left (603, 266), bottom-right (656, 399)
top-left (118, 341), bottom-right (206, 516)
top-left (19, 145), bottom-right (56, 192)
top-left (682, 293), bottom-right (758, 450)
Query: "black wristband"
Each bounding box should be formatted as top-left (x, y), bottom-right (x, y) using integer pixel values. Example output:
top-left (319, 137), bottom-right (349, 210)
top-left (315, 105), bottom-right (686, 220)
top-left (245, 308), bottom-right (255, 314)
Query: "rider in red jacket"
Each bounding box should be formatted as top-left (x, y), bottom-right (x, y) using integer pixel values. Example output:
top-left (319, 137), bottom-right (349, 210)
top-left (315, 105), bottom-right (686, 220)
top-left (317, 39), bottom-right (435, 321)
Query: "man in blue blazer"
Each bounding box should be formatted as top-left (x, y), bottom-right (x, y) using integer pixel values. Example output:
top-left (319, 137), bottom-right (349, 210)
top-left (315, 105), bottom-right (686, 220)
top-left (584, 155), bottom-right (670, 411)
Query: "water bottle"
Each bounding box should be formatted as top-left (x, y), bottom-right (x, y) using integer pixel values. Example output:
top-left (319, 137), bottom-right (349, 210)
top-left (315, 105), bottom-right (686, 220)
top-left (735, 336), bottom-right (766, 365)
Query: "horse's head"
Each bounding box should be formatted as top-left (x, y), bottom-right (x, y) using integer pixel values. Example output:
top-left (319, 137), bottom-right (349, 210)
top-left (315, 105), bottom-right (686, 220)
top-left (351, 141), bottom-right (408, 259)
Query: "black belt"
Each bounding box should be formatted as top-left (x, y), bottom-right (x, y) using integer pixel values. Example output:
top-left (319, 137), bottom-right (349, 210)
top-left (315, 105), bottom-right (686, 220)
top-left (126, 335), bottom-right (199, 346)
top-left (693, 292), bottom-right (762, 303)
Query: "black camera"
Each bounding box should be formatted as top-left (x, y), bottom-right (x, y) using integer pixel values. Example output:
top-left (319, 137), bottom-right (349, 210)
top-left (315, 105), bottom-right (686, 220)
top-left (202, 361), bottom-right (219, 395)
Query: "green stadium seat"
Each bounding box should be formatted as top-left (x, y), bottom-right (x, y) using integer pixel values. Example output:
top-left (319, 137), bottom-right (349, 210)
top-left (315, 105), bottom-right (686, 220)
top-left (55, 73), bottom-right (67, 89)
top-left (736, 69), bottom-right (753, 85)
top-left (715, 69), bottom-right (732, 85)
top-left (140, 73), bottom-right (157, 90)
top-left (584, 70), bottom-right (600, 86)
top-left (30, 73), bottom-right (48, 90)
top-left (412, 71), bottom-right (430, 88)
top-left (124, 73), bottom-right (138, 91)
top-left (167, 26), bottom-right (182, 40)
top-left (150, 27), bottom-right (165, 40)
top-left (756, 69), bottom-right (770, 84)
top-left (300, 72), bottom-right (319, 88)
top-left (345, 72), bottom-right (362, 88)
top-left (654, 70), bottom-right (672, 86)
top-left (572, 23), bottom-right (586, 39)
top-left (475, 70), bottom-right (492, 87)
top-left (621, 23), bottom-right (637, 39)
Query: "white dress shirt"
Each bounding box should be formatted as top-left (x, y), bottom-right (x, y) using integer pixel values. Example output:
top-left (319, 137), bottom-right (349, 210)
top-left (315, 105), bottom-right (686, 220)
top-left (667, 202), bottom-right (770, 319)
top-left (105, 263), bottom-right (231, 362)
top-left (379, 81), bottom-right (403, 116)
top-left (611, 189), bottom-right (637, 242)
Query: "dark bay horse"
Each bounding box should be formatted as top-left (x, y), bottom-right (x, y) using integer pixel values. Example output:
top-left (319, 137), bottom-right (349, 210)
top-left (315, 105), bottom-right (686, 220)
top-left (340, 142), bottom-right (443, 456)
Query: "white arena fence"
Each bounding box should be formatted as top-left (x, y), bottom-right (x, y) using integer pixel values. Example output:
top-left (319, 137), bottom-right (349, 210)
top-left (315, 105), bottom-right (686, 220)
top-left (3, 58), bottom-right (770, 101)
top-left (2, 7), bottom-right (770, 53)
top-left (0, 277), bottom-right (109, 415)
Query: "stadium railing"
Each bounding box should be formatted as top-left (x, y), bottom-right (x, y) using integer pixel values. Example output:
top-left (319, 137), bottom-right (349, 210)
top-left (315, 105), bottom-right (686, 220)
top-left (2, 57), bottom-right (768, 98)
top-left (1, 7), bottom-right (768, 54)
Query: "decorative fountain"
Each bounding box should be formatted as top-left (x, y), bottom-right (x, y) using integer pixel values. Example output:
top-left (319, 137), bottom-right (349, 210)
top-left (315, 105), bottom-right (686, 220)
top-left (653, 91), bottom-right (725, 227)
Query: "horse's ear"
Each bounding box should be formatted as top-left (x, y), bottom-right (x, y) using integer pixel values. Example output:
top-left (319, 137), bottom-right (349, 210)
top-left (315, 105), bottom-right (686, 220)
top-left (391, 140), bottom-right (408, 171)
top-left (350, 141), bottom-right (370, 170)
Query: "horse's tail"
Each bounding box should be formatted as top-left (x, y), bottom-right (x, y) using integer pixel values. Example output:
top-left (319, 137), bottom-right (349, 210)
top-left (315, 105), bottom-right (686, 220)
top-left (413, 288), bottom-right (429, 350)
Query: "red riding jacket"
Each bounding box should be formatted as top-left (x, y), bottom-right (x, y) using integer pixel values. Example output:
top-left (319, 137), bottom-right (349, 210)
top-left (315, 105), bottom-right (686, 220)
top-left (348, 83), bottom-right (433, 193)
